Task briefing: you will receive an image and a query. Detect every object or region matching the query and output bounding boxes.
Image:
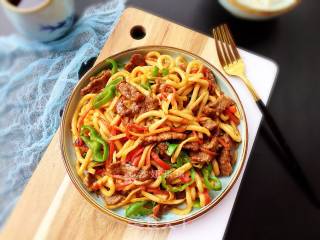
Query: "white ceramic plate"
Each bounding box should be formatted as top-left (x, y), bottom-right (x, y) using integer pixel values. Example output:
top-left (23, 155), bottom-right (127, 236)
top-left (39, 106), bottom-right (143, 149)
top-left (60, 46), bottom-right (248, 227)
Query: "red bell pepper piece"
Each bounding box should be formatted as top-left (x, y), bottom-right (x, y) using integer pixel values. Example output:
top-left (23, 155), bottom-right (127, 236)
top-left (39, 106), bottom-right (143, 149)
top-left (132, 155), bottom-right (142, 166)
top-left (179, 171), bottom-right (191, 183)
top-left (151, 151), bottom-right (171, 170)
top-left (106, 141), bottom-right (115, 167)
top-left (147, 187), bottom-right (169, 195)
top-left (225, 107), bottom-right (240, 125)
top-left (152, 204), bottom-right (161, 219)
top-left (125, 147), bottom-right (144, 163)
top-left (203, 189), bottom-right (211, 206)
top-left (95, 168), bottom-right (105, 175)
top-left (228, 105), bottom-right (237, 113)
top-left (74, 137), bottom-right (84, 147)
top-left (127, 123), bottom-right (147, 132)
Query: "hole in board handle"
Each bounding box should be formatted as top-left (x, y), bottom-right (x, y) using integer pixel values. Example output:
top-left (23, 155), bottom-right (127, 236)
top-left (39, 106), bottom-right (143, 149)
top-left (130, 25), bottom-right (146, 40)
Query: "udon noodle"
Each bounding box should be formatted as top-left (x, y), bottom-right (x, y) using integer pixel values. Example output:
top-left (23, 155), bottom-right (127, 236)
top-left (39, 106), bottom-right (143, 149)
top-left (71, 51), bottom-right (241, 219)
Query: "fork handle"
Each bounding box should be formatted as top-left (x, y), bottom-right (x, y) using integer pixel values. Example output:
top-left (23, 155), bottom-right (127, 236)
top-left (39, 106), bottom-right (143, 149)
top-left (238, 73), bottom-right (319, 206)
top-left (256, 98), bottom-right (319, 207)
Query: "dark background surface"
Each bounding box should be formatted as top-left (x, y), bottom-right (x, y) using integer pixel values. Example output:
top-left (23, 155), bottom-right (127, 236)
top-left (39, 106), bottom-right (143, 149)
top-left (1, 0), bottom-right (319, 239)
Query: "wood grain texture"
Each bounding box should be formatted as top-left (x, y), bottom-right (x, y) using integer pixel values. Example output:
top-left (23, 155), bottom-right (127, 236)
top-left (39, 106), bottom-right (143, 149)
top-left (1, 7), bottom-right (224, 240)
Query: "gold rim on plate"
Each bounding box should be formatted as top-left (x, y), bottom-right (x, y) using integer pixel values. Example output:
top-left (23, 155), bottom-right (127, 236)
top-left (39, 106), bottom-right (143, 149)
top-left (60, 45), bottom-right (248, 227)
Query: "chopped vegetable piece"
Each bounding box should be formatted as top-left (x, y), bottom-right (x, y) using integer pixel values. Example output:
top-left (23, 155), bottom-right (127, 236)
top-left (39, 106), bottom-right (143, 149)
top-left (171, 151), bottom-right (189, 168)
top-left (151, 151), bottom-right (171, 170)
top-left (152, 66), bottom-right (159, 77)
top-left (92, 77), bottom-right (122, 109)
top-left (126, 147), bottom-right (144, 163)
top-left (203, 189), bottom-right (211, 205)
top-left (141, 80), bottom-right (151, 90)
top-left (106, 141), bottom-right (114, 167)
top-left (166, 143), bottom-right (178, 156)
top-left (201, 164), bottom-right (222, 191)
top-left (161, 168), bottom-right (195, 192)
top-left (193, 200), bottom-right (201, 208)
top-left (80, 125), bottom-right (109, 162)
top-left (125, 201), bottom-right (154, 218)
top-left (225, 108), bottom-right (240, 125)
top-left (162, 68), bottom-right (169, 76)
top-left (228, 105), bottom-right (237, 113)
top-left (105, 58), bottom-right (118, 75)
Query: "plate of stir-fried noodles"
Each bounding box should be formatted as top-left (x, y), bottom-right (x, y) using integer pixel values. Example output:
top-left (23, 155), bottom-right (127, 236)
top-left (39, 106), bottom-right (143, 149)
top-left (60, 46), bottom-right (248, 227)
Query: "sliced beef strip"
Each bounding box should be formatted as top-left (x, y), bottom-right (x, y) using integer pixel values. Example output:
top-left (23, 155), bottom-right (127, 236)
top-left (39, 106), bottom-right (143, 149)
top-left (139, 96), bottom-right (160, 113)
top-left (104, 194), bottom-right (125, 205)
top-left (134, 169), bottom-right (152, 181)
top-left (115, 95), bottom-right (159, 117)
top-left (124, 53), bottom-right (146, 72)
top-left (218, 148), bottom-right (233, 176)
top-left (157, 142), bottom-right (168, 156)
top-left (217, 134), bottom-right (235, 176)
top-left (80, 70), bottom-right (111, 96)
top-left (115, 81), bottom-right (159, 117)
top-left (124, 62), bottom-right (135, 72)
top-left (108, 161), bottom-right (122, 175)
top-left (182, 142), bottom-right (200, 151)
top-left (117, 81), bottom-right (145, 102)
top-left (200, 118), bottom-right (218, 131)
top-left (155, 142), bottom-right (171, 161)
top-left (115, 96), bottom-right (134, 117)
top-left (203, 95), bottom-right (234, 116)
top-left (175, 191), bottom-right (186, 199)
top-left (189, 151), bottom-right (213, 164)
top-left (144, 132), bottom-right (187, 143)
top-left (107, 162), bottom-right (152, 181)
top-left (219, 134), bottom-right (233, 150)
top-left (202, 67), bottom-right (217, 94)
top-left (84, 173), bottom-right (96, 191)
top-left (202, 136), bottom-right (219, 152)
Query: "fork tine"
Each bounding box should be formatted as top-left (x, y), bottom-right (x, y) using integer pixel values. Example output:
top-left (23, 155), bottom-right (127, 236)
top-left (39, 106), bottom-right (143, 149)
top-left (223, 24), bottom-right (241, 60)
top-left (220, 24), bottom-right (236, 63)
top-left (216, 25), bottom-right (232, 65)
top-left (213, 29), bottom-right (226, 67)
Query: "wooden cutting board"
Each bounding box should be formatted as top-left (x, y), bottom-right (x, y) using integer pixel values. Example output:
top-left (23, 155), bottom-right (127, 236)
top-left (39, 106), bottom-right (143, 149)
top-left (0, 7), bottom-right (271, 240)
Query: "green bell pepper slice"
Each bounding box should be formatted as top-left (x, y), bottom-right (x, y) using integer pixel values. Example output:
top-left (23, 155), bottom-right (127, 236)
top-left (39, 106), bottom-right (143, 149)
top-left (105, 58), bottom-right (118, 75)
top-left (161, 168), bottom-right (195, 192)
top-left (80, 125), bottom-right (109, 163)
top-left (166, 143), bottom-right (178, 156)
top-left (201, 164), bottom-right (222, 191)
top-left (125, 201), bottom-right (154, 218)
top-left (193, 200), bottom-right (201, 208)
top-left (171, 151), bottom-right (189, 168)
top-left (141, 79), bottom-right (151, 90)
top-left (92, 77), bottom-right (123, 109)
top-left (162, 68), bottom-right (169, 76)
top-left (152, 66), bottom-right (159, 77)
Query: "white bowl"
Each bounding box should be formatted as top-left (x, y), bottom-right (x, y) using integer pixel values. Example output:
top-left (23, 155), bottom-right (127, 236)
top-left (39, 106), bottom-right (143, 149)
top-left (218, 0), bottom-right (300, 20)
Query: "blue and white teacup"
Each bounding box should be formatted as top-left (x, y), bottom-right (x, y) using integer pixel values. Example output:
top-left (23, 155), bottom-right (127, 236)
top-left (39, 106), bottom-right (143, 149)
top-left (0, 0), bottom-right (75, 42)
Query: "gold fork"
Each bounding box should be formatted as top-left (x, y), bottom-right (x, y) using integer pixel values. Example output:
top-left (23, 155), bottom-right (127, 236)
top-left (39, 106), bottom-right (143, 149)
top-left (213, 24), bottom-right (319, 207)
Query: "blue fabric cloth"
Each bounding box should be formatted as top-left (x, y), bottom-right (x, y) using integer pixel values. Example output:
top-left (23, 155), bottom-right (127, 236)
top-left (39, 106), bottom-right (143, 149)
top-left (0, 0), bottom-right (125, 227)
